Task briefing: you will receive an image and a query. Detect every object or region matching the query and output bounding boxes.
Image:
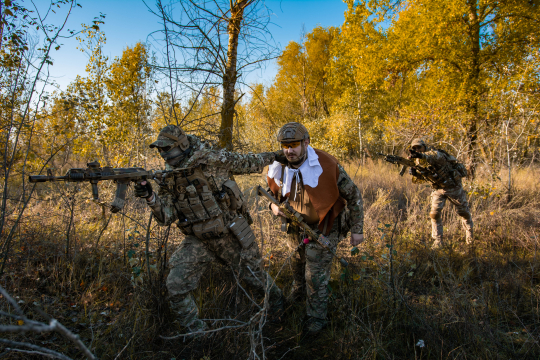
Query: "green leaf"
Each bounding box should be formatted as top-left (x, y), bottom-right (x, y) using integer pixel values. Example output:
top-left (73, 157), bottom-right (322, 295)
top-left (350, 246), bottom-right (360, 256)
top-left (127, 249), bottom-right (136, 259)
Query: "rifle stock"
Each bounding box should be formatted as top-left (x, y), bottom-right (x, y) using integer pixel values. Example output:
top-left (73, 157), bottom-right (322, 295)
top-left (257, 186), bottom-right (348, 267)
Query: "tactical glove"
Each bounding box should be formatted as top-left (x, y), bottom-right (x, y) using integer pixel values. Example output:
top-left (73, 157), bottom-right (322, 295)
top-left (134, 180), bottom-right (153, 200)
top-left (274, 150), bottom-right (288, 165)
top-left (408, 168), bottom-right (418, 176)
top-left (408, 149), bottom-right (423, 159)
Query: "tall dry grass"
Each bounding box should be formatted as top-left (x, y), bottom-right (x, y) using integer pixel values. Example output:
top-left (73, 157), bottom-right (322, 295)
top-left (0, 160), bottom-right (539, 359)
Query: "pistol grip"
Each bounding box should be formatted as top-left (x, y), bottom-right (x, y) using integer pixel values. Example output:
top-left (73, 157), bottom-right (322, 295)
top-left (111, 181), bottom-right (129, 213)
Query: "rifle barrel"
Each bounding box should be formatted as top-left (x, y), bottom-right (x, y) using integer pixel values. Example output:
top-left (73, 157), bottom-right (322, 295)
top-left (29, 175), bottom-right (66, 183)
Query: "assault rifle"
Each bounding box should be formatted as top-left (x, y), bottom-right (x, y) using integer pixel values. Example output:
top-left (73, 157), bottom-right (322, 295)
top-left (257, 186), bottom-right (348, 267)
top-left (29, 161), bottom-right (185, 213)
top-left (378, 153), bottom-right (451, 188)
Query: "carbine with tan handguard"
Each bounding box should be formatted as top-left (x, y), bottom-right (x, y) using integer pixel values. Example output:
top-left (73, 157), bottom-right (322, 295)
top-left (257, 185), bottom-right (348, 267)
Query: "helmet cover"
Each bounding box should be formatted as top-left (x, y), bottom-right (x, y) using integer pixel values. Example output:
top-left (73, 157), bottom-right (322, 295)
top-left (150, 125), bottom-right (190, 151)
top-left (277, 122), bottom-right (309, 143)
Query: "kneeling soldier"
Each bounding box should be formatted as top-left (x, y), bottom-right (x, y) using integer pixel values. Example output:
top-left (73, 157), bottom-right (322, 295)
top-left (135, 125), bottom-right (284, 333)
top-left (266, 122), bottom-right (364, 334)
top-left (408, 138), bottom-right (473, 249)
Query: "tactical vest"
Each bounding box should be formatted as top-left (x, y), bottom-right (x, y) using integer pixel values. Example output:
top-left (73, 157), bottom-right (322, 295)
top-left (436, 149), bottom-right (468, 183)
top-left (166, 166), bottom-right (253, 242)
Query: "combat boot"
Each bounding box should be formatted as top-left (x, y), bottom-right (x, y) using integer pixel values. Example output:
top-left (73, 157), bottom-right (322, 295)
top-left (431, 238), bottom-right (444, 250)
top-left (182, 319), bottom-right (208, 339)
top-left (303, 316), bottom-right (327, 334)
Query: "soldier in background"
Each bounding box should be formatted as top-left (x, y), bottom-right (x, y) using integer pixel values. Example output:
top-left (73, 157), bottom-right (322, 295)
top-left (266, 122), bottom-right (364, 334)
top-left (134, 125), bottom-right (284, 333)
top-left (408, 138), bottom-right (473, 249)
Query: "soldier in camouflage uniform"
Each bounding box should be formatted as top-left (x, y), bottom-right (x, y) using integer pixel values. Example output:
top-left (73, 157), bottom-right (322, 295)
top-left (408, 138), bottom-right (473, 249)
top-left (266, 122), bottom-right (364, 334)
top-left (134, 125), bottom-right (284, 333)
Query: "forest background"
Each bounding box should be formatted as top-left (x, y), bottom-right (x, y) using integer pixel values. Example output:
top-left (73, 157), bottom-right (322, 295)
top-left (1, 0), bottom-right (540, 359)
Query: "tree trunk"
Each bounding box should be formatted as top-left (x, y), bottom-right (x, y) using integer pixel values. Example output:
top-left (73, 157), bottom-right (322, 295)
top-left (355, 82), bottom-right (364, 164)
top-left (219, 1), bottom-right (247, 150)
top-left (466, 0), bottom-right (481, 174)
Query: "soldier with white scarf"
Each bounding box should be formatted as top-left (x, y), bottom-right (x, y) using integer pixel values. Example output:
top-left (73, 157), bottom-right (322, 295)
top-left (266, 122), bottom-right (364, 334)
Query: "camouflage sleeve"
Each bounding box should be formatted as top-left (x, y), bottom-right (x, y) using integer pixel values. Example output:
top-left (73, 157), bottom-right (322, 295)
top-left (195, 149), bottom-right (277, 175)
top-left (337, 164), bottom-right (364, 234)
top-left (147, 187), bottom-right (178, 226)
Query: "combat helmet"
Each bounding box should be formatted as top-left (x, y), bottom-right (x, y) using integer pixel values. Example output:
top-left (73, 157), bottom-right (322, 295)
top-left (277, 122), bottom-right (309, 143)
top-left (410, 138), bottom-right (427, 149)
top-left (150, 125), bottom-right (190, 151)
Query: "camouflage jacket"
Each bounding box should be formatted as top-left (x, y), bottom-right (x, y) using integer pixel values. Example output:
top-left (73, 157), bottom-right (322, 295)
top-left (148, 135), bottom-right (277, 230)
top-left (412, 147), bottom-right (460, 188)
top-left (337, 164), bottom-right (364, 235)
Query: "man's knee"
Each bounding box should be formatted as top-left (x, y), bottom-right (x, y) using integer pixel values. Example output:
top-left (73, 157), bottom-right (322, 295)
top-left (166, 269), bottom-right (196, 296)
top-left (457, 209), bottom-right (471, 219)
top-left (430, 211), bottom-right (441, 220)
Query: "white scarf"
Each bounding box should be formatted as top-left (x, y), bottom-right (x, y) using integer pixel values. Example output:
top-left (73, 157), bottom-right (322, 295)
top-left (267, 145), bottom-right (323, 197)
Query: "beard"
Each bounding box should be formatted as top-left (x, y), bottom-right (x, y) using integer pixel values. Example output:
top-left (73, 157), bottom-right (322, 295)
top-left (286, 144), bottom-right (307, 166)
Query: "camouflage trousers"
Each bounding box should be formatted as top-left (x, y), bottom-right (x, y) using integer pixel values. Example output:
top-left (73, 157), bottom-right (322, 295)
top-left (167, 232), bottom-right (282, 327)
top-left (286, 216), bottom-right (344, 320)
top-left (430, 184), bottom-right (474, 245)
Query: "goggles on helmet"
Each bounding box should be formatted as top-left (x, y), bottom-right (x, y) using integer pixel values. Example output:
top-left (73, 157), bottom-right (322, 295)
top-left (281, 141), bottom-right (302, 149)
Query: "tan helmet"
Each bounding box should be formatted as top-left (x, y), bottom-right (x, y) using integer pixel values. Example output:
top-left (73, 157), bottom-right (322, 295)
top-left (411, 138), bottom-right (427, 148)
top-left (149, 125), bottom-right (190, 151)
top-left (277, 122), bottom-right (309, 143)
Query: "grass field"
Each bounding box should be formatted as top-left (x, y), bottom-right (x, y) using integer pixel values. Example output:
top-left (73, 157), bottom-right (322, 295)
top-left (1, 160), bottom-right (539, 359)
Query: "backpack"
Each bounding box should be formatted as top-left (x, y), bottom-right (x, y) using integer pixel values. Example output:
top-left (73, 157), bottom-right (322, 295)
top-left (437, 148), bottom-right (468, 179)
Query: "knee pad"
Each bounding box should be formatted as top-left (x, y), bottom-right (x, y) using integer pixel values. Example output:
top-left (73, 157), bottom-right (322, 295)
top-left (457, 210), bottom-right (471, 219)
top-left (430, 211), bottom-right (441, 220)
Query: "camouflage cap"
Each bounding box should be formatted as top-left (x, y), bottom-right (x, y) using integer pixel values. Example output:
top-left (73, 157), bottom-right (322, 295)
top-left (149, 125), bottom-right (190, 151)
top-left (277, 122), bottom-right (309, 143)
top-left (411, 138), bottom-right (426, 148)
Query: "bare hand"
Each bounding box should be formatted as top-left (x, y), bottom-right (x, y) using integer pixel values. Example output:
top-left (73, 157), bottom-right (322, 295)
top-left (350, 233), bottom-right (364, 246)
top-left (270, 203), bottom-right (285, 217)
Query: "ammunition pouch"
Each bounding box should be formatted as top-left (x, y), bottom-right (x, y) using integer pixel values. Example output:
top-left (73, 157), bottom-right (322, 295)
top-left (193, 215), bottom-right (227, 240)
top-left (228, 215), bottom-right (256, 249)
top-left (222, 179), bottom-right (253, 225)
top-left (222, 180), bottom-right (243, 211)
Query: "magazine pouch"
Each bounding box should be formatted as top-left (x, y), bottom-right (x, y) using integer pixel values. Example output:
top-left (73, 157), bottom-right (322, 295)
top-left (228, 215), bottom-right (256, 249)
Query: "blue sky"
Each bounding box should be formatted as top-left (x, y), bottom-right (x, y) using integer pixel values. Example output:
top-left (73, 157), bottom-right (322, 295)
top-left (47, 0), bottom-right (348, 91)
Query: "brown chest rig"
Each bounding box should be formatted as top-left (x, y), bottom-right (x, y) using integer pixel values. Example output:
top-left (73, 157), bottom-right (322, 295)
top-left (166, 166), bottom-right (253, 243)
